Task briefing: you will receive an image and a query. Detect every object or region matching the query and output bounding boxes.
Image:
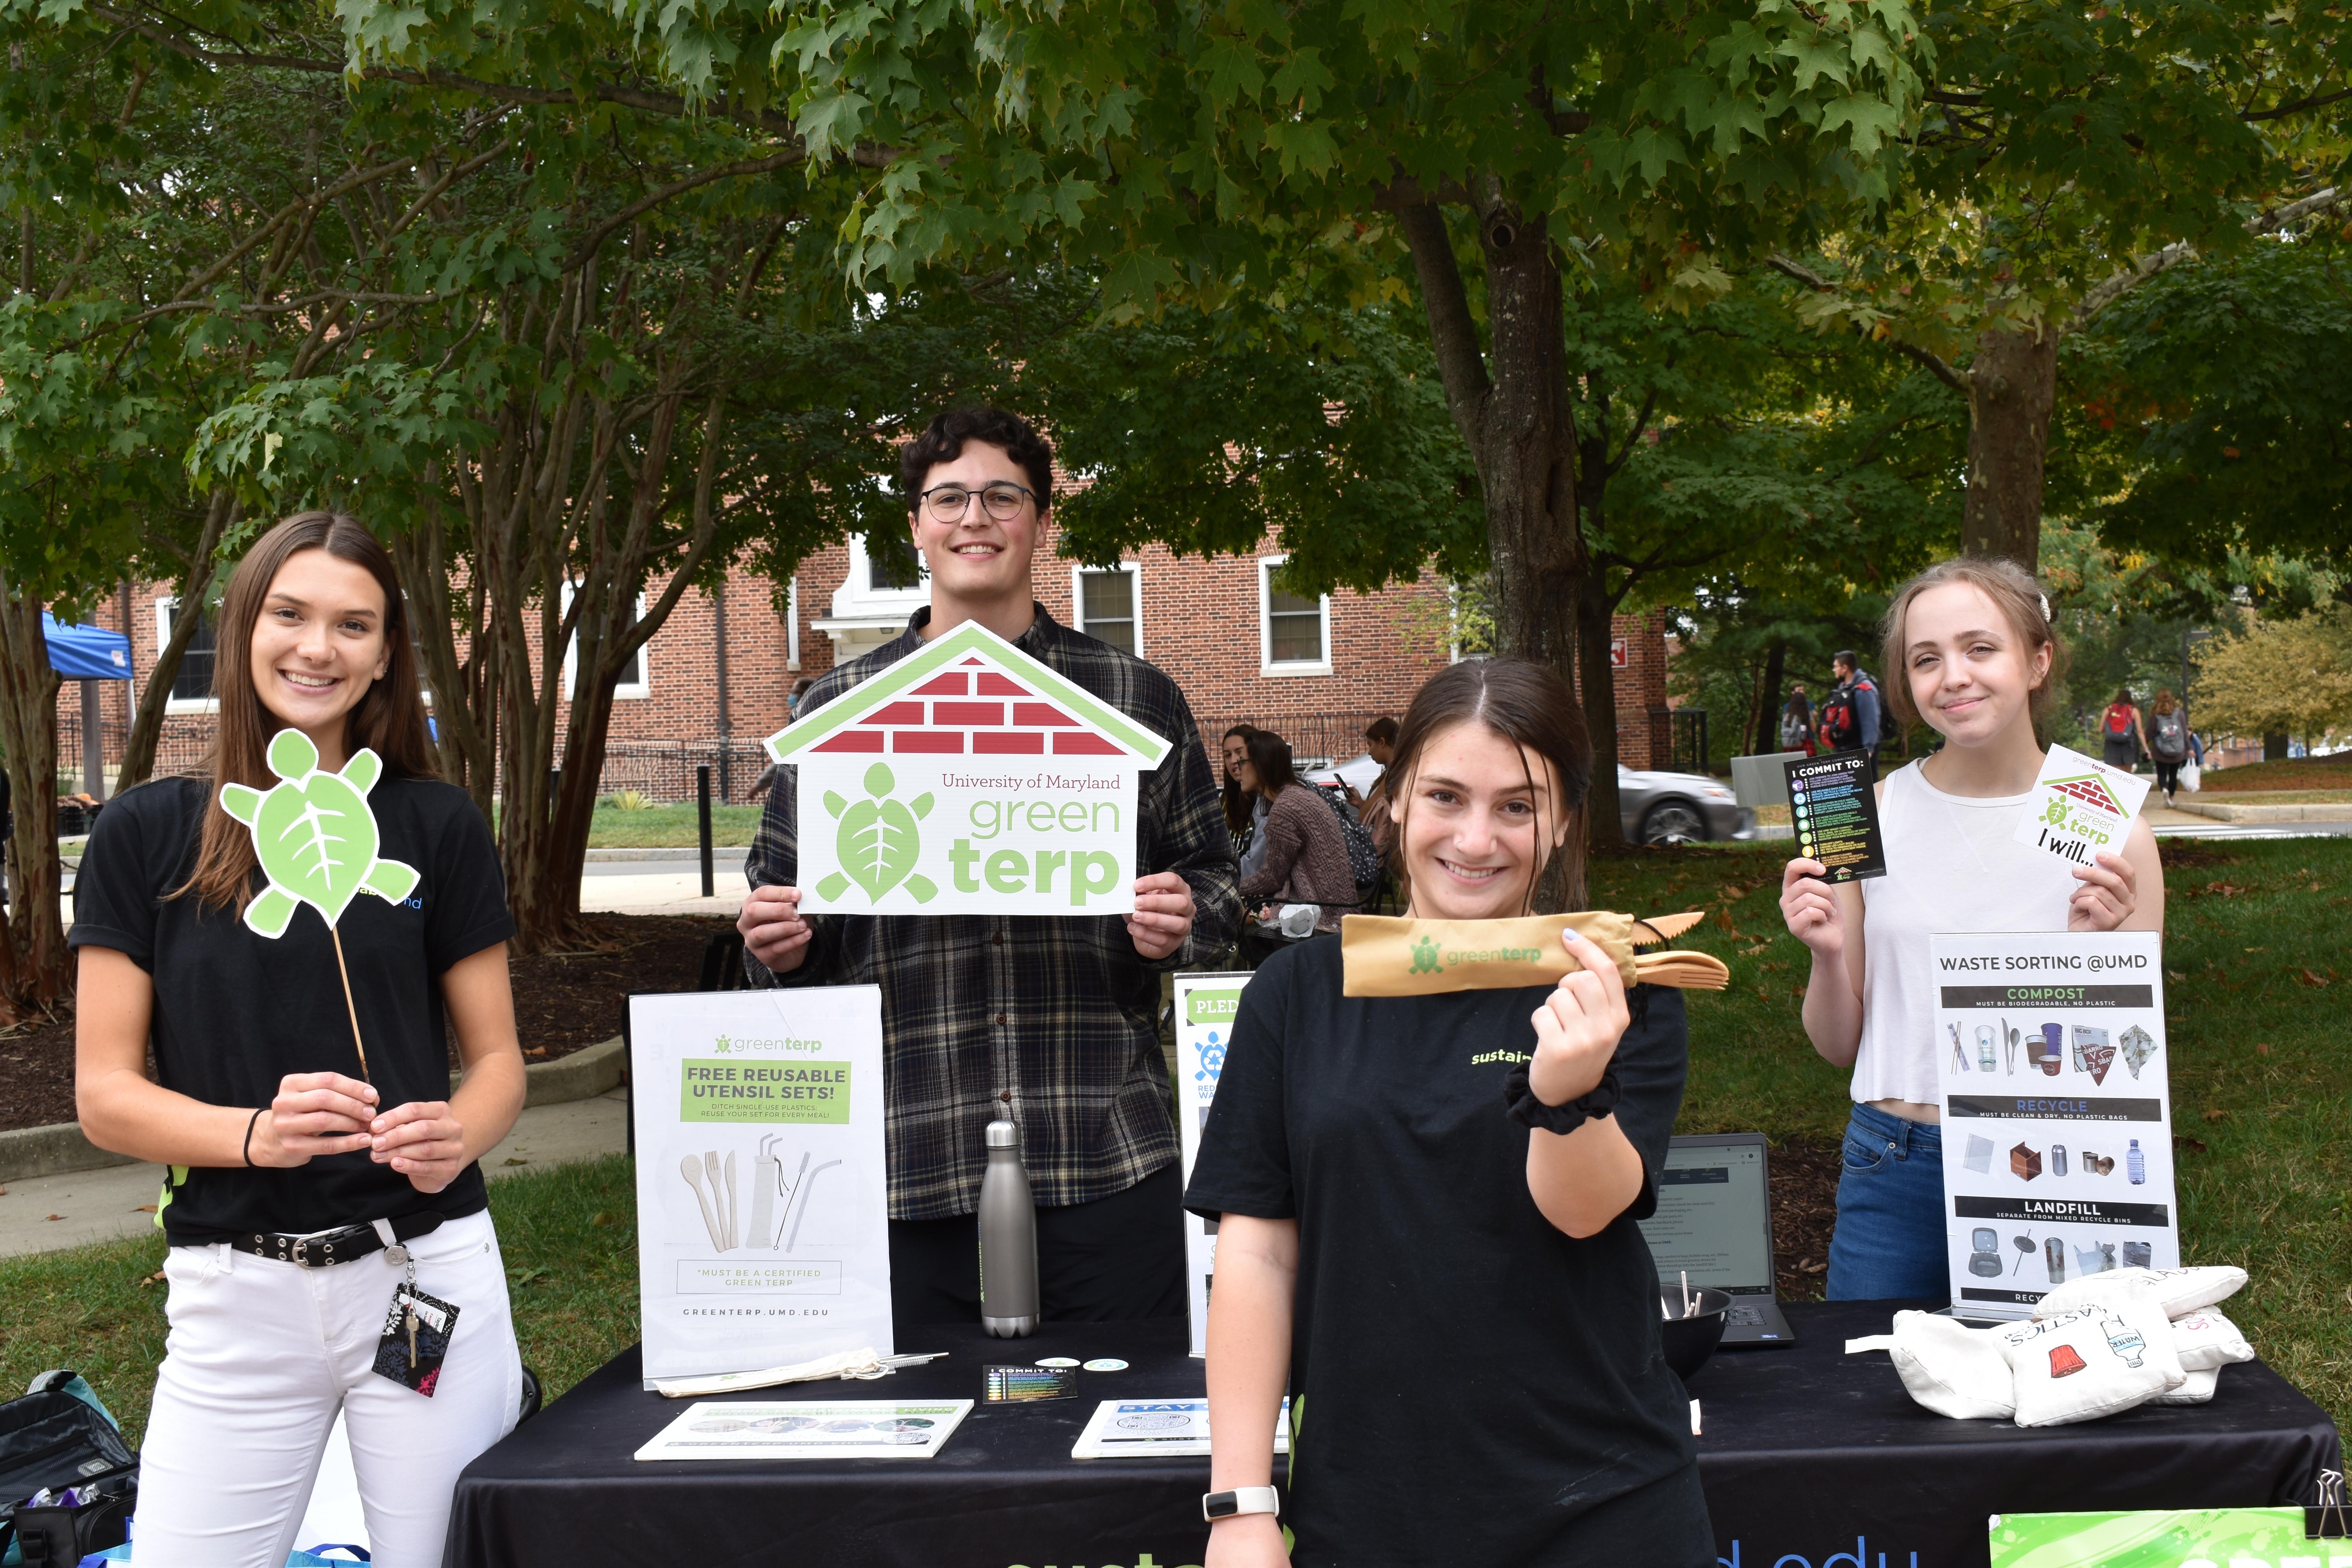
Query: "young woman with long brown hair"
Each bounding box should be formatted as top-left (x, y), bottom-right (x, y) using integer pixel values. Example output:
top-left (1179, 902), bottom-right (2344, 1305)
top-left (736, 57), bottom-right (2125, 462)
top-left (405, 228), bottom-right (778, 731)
top-left (1187, 657), bottom-right (1711, 1567)
top-left (73, 513), bottom-right (526, 1567)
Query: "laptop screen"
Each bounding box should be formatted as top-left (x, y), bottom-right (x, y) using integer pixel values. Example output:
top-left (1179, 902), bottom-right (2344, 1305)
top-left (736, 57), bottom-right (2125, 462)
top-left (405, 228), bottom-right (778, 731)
top-left (1637, 1139), bottom-right (1775, 1296)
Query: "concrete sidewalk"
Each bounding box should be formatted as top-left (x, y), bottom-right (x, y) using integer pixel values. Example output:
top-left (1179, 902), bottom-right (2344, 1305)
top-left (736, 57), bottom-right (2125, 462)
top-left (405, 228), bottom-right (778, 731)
top-left (579, 857), bottom-right (746, 917)
top-left (0, 1088), bottom-right (631, 1259)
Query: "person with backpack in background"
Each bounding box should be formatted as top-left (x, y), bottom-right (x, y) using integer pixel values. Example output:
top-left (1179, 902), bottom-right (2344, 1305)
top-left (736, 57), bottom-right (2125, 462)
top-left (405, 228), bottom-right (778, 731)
top-left (2147, 690), bottom-right (2191, 806)
top-left (1818, 652), bottom-right (1883, 760)
top-left (1780, 685), bottom-right (1817, 756)
top-left (2100, 686), bottom-right (2149, 773)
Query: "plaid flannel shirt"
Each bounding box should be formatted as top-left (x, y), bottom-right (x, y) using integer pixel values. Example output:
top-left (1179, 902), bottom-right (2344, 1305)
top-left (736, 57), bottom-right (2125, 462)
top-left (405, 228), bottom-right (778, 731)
top-left (744, 604), bottom-right (1242, 1221)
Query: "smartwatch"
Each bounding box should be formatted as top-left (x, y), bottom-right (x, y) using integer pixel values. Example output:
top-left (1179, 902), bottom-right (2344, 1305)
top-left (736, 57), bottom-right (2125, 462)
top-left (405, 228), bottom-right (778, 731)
top-left (1203, 1486), bottom-right (1281, 1523)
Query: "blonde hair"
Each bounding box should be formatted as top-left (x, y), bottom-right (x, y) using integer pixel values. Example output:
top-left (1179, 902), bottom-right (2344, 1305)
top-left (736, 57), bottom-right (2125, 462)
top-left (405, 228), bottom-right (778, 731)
top-left (1879, 557), bottom-right (2067, 733)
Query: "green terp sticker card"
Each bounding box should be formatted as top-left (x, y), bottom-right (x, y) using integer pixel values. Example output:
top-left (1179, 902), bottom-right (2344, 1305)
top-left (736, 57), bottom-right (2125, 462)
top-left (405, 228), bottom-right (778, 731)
top-left (1990, 1506), bottom-right (2347, 1567)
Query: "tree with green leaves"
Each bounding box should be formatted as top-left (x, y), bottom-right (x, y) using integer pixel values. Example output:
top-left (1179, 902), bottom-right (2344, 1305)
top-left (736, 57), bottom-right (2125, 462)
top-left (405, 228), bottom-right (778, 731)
top-left (1768, 0), bottom-right (2349, 568)
top-left (336, 0), bottom-right (1929, 846)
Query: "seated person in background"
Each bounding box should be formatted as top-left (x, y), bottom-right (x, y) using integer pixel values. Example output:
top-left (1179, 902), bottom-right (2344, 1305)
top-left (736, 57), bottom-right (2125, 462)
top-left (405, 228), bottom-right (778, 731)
top-left (1236, 729), bottom-right (1358, 934)
top-left (1351, 715), bottom-right (1399, 855)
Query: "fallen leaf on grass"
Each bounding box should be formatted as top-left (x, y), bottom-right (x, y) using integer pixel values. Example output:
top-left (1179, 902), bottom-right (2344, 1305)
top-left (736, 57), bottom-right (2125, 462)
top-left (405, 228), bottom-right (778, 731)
top-left (2256, 1042), bottom-right (2271, 1056)
top-left (137, 1270), bottom-right (165, 1287)
top-left (2209, 883), bottom-right (2248, 897)
top-left (2173, 1135), bottom-right (2209, 1155)
top-left (2297, 969), bottom-right (2332, 988)
top-left (502, 1157), bottom-right (529, 1166)
top-left (2168, 971), bottom-right (2187, 982)
top-left (2202, 1108), bottom-right (2230, 1122)
top-left (1740, 943), bottom-right (1770, 957)
top-left (591, 1211), bottom-right (617, 1228)
top-left (44, 1214), bottom-right (64, 1221)
top-left (523, 1047), bottom-right (549, 1058)
top-left (1799, 1259), bottom-right (1826, 1274)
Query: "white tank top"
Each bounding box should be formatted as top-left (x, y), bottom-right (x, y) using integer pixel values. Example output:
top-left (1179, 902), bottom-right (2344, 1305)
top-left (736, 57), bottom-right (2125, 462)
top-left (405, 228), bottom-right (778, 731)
top-left (1852, 761), bottom-right (2084, 1105)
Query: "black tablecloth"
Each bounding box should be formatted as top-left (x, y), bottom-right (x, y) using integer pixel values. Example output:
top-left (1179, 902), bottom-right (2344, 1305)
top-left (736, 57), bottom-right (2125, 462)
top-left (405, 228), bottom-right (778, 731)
top-left (446, 1301), bottom-right (2340, 1568)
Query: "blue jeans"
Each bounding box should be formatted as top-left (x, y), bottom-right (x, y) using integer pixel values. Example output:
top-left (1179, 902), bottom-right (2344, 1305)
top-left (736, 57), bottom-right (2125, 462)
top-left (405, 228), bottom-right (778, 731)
top-left (1826, 1104), bottom-right (1947, 1301)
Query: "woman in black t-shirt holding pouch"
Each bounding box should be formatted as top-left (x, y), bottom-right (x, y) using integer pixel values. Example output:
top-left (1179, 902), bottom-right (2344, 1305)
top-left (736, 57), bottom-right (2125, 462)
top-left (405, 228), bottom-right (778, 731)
top-left (74, 513), bottom-right (526, 1568)
top-left (1187, 658), bottom-right (1710, 1568)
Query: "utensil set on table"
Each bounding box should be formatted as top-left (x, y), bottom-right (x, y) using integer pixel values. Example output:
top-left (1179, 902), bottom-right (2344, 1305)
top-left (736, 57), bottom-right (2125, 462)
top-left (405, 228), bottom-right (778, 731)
top-left (680, 1137), bottom-right (840, 1253)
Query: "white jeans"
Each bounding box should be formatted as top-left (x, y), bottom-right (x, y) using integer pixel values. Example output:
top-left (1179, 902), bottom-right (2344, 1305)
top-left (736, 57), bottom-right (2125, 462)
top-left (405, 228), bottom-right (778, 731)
top-left (134, 1209), bottom-right (522, 1568)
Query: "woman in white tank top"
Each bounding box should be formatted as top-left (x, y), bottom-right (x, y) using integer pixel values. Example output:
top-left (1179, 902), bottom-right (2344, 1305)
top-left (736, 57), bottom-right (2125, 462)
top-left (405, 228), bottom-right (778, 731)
top-left (1776, 561), bottom-right (2166, 1301)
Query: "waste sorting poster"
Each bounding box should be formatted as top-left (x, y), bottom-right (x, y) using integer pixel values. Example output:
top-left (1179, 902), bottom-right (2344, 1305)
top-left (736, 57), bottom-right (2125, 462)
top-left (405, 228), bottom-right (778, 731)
top-left (631, 986), bottom-right (891, 1383)
top-left (1174, 972), bottom-right (1252, 1357)
top-left (1933, 931), bottom-right (2176, 1318)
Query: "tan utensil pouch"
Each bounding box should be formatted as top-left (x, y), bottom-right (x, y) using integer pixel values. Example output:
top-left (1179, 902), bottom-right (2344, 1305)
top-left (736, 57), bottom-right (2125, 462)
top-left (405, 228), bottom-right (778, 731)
top-left (1339, 912), bottom-right (1725, 996)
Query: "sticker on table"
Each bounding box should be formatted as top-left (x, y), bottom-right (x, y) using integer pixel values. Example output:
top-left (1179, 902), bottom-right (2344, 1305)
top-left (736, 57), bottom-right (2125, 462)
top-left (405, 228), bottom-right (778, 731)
top-left (2013, 744), bottom-right (2150, 868)
top-left (1082, 1359), bottom-right (1129, 1372)
top-left (1784, 750), bottom-right (1886, 882)
top-left (1034, 1357), bottom-right (1080, 1368)
top-left (635, 1399), bottom-right (973, 1461)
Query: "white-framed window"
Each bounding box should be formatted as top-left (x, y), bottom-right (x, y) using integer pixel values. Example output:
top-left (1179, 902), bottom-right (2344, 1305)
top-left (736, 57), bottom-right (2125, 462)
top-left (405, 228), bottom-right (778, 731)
top-left (786, 576), bottom-right (801, 671)
top-left (154, 596), bottom-right (219, 713)
top-left (1071, 563), bottom-right (1142, 655)
top-left (1258, 555), bottom-right (1331, 676)
top-left (562, 584), bottom-right (650, 700)
top-left (852, 532), bottom-right (929, 600)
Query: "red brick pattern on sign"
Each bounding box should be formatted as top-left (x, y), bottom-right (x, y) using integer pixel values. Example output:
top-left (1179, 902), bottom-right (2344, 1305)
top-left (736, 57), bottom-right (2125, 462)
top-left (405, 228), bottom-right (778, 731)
top-left (807, 654), bottom-right (1140, 762)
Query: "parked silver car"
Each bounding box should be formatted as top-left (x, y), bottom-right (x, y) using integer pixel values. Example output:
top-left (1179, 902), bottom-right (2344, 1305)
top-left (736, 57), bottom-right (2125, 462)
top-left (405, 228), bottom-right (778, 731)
top-left (1617, 764), bottom-right (1753, 845)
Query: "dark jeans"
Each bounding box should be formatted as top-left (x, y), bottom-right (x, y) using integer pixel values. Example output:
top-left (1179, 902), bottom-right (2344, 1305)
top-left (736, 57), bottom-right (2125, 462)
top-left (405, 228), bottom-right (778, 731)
top-left (888, 1161), bottom-right (1187, 1327)
top-left (2155, 760), bottom-right (2181, 794)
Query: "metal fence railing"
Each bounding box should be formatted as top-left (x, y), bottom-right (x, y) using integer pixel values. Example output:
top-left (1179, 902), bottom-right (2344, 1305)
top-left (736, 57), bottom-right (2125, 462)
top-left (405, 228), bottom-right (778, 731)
top-left (588, 742), bottom-right (776, 806)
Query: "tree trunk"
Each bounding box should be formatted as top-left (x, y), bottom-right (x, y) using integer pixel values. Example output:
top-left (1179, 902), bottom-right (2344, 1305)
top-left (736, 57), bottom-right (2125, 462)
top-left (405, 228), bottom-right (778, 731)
top-left (2264, 730), bottom-right (2290, 762)
top-left (1960, 324), bottom-right (2058, 569)
top-left (119, 495), bottom-right (234, 790)
top-left (1569, 430), bottom-right (1621, 851)
top-left (0, 576), bottom-right (70, 1016)
top-left (1396, 197), bottom-right (1602, 876)
top-left (1755, 637), bottom-right (1788, 757)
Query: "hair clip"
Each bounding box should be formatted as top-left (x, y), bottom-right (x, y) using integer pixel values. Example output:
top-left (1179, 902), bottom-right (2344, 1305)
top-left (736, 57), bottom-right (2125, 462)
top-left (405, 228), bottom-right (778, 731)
top-left (2039, 592), bottom-right (2052, 622)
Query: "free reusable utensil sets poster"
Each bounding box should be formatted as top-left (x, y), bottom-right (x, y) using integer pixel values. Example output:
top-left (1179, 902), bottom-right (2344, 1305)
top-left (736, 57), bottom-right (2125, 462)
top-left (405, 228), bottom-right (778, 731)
top-left (1933, 932), bottom-right (2178, 1318)
top-left (631, 987), bottom-right (891, 1383)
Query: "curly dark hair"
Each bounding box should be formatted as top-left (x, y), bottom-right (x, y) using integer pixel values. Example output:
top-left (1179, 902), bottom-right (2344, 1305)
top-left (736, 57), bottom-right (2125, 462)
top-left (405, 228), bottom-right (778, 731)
top-left (900, 407), bottom-right (1056, 515)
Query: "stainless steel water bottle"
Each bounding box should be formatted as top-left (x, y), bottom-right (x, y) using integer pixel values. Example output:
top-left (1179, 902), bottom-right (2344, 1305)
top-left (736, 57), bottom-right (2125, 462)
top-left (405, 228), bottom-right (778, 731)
top-left (978, 1119), bottom-right (1040, 1337)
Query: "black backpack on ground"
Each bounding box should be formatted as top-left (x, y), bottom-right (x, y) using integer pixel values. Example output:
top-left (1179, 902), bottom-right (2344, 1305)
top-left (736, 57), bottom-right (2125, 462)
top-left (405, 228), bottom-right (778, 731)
top-left (0, 1370), bottom-right (136, 1565)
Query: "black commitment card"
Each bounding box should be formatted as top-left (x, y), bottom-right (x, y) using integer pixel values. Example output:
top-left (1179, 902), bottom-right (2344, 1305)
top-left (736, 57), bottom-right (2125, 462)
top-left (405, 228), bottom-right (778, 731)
top-left (984, 1365), bottom-right (1078, 1402)
top-left (1785, 749), bottom-right (1886, 882)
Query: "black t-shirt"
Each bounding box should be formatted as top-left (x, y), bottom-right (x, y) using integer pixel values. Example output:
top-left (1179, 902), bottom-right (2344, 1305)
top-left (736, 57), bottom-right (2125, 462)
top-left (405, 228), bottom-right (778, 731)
top-left (69, 775), bottom-right (514, 1245)
top-left (1183, 938), bottom-right (1697, 1567)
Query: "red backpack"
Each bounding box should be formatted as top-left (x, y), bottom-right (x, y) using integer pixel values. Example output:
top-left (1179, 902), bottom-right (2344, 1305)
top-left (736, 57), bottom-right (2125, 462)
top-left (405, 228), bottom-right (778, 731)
top-left (2104, 704), bottom-right (2134, 738)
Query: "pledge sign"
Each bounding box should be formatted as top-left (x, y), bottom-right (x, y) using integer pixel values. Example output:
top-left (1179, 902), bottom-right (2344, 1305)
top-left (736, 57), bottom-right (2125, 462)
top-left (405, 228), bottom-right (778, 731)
top-left (769, 623), bottom-right (1171, 917)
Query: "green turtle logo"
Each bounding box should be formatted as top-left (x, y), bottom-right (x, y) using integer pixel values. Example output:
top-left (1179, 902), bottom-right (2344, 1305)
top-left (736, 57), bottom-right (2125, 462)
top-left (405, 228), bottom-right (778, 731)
top-left (714, 1033), bottom-right (732, 1054)
top-left (220, 730), bottom-right (419, 938)
top-left (815, 762), bottom-right (939, 905)
top-left (2043, 798), bottom-right (2070, 826)
top-left (1407, 935), bottom-right (1442, 975)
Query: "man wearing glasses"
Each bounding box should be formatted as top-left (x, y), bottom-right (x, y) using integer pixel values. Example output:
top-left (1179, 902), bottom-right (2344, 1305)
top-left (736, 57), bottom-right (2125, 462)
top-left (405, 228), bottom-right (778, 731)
top-left (739, 406), bottom-right (1241, 1326)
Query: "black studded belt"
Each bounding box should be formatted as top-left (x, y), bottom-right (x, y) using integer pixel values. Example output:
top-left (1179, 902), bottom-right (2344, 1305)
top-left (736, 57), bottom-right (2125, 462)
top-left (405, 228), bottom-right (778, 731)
top-left (230, 1211), bottom-right (444, 1268)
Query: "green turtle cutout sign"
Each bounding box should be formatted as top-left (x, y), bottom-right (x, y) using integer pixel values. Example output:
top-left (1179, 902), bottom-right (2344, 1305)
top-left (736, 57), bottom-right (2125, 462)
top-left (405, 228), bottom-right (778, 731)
top-left (220, 729), bottom-right (421, 1078)
top-left (768, 622), bottom-right (1171, 916)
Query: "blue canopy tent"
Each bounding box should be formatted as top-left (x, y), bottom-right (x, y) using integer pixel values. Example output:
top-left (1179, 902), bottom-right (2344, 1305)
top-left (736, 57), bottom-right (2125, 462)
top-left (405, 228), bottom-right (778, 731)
top-left (43, 612), bottom-right (132, 804)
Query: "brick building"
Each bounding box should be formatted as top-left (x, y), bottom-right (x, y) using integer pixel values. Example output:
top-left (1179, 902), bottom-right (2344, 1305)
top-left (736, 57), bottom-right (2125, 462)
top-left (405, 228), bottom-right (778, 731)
top-left (60, 528), bottom-right (1674, 803)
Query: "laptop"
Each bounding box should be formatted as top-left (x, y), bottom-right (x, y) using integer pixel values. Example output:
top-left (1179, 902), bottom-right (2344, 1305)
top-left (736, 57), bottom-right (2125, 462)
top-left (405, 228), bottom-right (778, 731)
top-left (1636, 1133), bottom-right (1797, 1348)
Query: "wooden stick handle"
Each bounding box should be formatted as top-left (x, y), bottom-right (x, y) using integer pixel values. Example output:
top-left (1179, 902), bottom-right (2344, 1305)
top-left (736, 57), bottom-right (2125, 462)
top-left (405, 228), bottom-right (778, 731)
top-left (329, 926), bottom-right (372, 1083)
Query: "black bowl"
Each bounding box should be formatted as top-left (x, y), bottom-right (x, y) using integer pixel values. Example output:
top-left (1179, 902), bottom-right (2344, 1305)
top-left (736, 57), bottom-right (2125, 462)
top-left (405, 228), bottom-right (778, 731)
top-left (1659, 1287), bottom-right (1733, 1381)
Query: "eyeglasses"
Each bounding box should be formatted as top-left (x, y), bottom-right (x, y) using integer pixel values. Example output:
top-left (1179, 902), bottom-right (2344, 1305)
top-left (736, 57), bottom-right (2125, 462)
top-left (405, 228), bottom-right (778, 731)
top-left (918, 482), bottom-right (1039, 523)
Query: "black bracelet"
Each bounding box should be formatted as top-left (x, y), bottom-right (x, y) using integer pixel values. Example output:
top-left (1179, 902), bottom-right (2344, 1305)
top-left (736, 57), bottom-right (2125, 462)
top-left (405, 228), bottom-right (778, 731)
top-left (1503, 1062), bottom-right (1621, 1136)
top-left (243, 1107), bottom-right (264, 1167)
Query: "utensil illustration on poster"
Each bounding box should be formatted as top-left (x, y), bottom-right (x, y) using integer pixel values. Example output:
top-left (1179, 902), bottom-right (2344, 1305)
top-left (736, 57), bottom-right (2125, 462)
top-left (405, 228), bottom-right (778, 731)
top-left (632, 986), bottom-right (891, 1384)
top-left (1932, 932), bottom-right (2176, 1318)
top-left (1173, 973), bottom-right (1252, 1357)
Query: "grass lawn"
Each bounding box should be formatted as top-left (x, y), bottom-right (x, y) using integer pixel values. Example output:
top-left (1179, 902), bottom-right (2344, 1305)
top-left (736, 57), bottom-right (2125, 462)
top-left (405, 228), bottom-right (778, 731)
top-left (586, 800), bottom-right (765, 848)
top-left (10, 837), bottom-right (2349, 1444)
top-left (2201, 758), bottom-right (2352, 793)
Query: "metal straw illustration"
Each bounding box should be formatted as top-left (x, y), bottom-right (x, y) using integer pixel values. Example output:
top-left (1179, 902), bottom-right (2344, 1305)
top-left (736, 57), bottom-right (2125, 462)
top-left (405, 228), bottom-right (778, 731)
top-left (786, 1160), bottom-right (843, 1250)
top-left (680, 1156), bottom-right (725, 1250)
top-left (773, 1151), bottom-right (809, 1250)
top-left (219, 730), bottom-right (420, 1083)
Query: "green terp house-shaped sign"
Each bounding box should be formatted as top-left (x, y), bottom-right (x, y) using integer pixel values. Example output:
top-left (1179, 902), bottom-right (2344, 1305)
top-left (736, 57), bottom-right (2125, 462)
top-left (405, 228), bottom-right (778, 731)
top-left (766, 622), bottom-right (1170, 916)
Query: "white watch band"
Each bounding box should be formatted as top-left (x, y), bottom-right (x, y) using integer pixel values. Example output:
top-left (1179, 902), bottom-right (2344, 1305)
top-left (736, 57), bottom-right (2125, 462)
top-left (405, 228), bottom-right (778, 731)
top-left (1203, 1485), bottom-right (1280, 1523)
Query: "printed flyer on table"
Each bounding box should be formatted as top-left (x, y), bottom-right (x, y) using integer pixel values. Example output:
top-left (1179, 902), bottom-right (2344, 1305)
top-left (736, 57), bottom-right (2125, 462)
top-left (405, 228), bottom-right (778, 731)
top-left (1933, 931), bottom-right (2177, 1316)
top-left (630, 986), bottom-right (893, 1383)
